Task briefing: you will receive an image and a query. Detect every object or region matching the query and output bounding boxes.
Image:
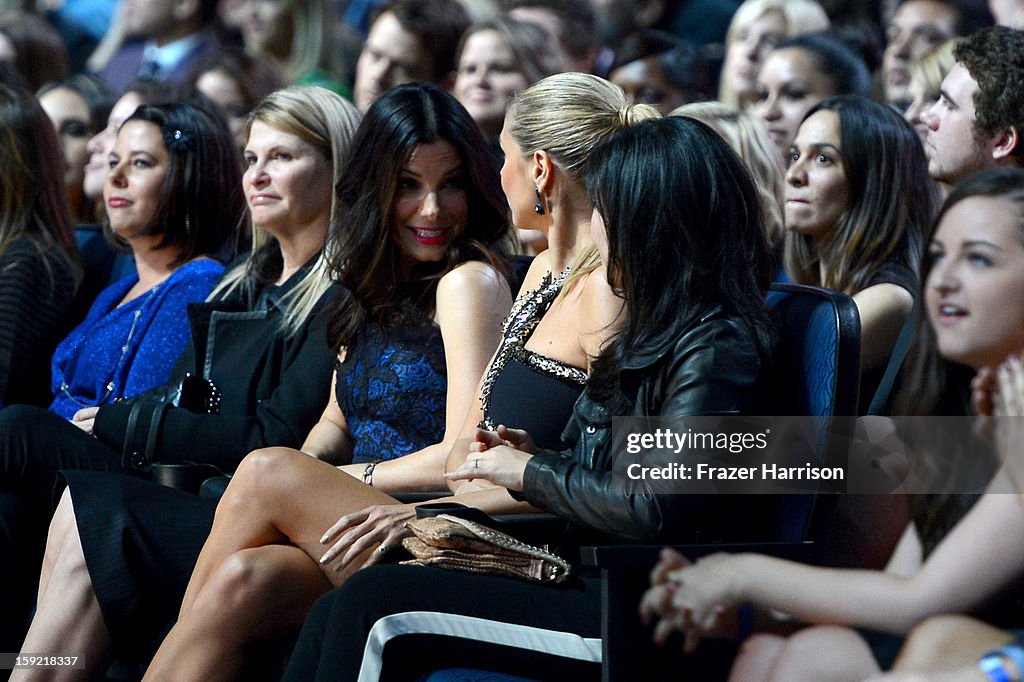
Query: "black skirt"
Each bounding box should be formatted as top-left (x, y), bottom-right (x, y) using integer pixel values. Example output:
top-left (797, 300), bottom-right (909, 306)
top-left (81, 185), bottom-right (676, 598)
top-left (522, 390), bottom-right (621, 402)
top-left (62, 470), bottom-right (217, 658)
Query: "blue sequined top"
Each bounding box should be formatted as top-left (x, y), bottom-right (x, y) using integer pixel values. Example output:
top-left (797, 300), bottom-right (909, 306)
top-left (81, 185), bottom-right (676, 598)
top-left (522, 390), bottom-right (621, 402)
top-left (49, 259), bottom-right (224, 419)
top-left (337, 301), bottom-right (447, 463)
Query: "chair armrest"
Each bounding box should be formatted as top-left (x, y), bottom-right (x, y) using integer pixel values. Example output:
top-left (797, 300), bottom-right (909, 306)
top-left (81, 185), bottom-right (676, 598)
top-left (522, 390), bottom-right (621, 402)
top-left (151, 463), bottom-right (223, 495)
top-left (392, 491), bottom-right (453, 504)
top-left (199, 474), bottom-right (232, 499)
top-left (581, 540), bottom-right (815, 569)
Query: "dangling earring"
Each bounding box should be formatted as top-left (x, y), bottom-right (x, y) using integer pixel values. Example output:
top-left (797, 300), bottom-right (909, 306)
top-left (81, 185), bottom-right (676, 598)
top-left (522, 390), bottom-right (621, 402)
top-left (534, 187), bottom-right (545, 215)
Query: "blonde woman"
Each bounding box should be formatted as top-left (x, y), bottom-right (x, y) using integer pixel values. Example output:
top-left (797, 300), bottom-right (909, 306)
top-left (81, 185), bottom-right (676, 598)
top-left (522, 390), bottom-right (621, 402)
top-left (904, 40), bottom-right (956, 146)
top-left (718, 0), bottom-right (830, 109)
top-left (672, 101), bottom-right (785, 258)
top-left (239, 0), bottom-right (352, 95)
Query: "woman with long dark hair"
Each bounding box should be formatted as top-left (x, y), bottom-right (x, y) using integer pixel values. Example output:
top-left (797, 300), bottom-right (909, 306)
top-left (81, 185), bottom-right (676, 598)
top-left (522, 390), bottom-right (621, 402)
top-left (0, 84), bottom-right (78, 412)
top-left (783, 94), bottom-right (938, 412)
top-left (280, 114), bottom-right (776, 682)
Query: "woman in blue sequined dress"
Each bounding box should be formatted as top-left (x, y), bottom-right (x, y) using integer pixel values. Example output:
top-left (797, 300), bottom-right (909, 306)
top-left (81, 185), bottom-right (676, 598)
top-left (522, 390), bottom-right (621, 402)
top-left (47, 101), bottom-right (242, 419)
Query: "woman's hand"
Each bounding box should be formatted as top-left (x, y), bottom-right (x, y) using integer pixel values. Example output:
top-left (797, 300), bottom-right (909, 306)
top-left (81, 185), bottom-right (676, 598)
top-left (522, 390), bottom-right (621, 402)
top-left (993, 356), bottom-right (1024, 494)
top-left (445, 444), bottom-right (532, 491)
top-left (639, 552), bottom-right (749, 653)
top-left (971, 366), bottom-right (998, 418)
top-left (639, 548), bottom-right (692, 637)
top-left (71, 406), bottom-right (100, 435)
top-left (474, 425), bottom-right (538, 455)
top-left (318, 503), bottom-right (417, 570)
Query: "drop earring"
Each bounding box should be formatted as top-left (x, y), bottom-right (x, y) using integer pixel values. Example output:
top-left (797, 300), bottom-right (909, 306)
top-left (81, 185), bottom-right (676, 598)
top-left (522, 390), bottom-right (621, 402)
top-left (534, 187), bottom-right (545, 215)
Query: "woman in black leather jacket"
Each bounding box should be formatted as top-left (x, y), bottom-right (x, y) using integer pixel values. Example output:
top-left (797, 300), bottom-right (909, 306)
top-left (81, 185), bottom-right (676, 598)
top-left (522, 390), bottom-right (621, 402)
top-left (281, 115), bottom-right (777, 681)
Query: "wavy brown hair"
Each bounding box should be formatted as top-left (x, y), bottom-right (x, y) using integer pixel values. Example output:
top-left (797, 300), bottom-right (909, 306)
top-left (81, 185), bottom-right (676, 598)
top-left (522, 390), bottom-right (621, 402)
top-left (327, 83), bottom-right (513, 353)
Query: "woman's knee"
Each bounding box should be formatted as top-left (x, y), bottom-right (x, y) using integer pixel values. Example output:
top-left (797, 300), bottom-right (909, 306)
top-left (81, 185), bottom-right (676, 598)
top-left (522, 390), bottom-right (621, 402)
top-left (219, 448), bottom-right (309, 514)
top-left (770, 626), bottom-right (877, 681)
top-left (191, 550), bottom-right (280, 620)
top-left (896, 615), bottom-right (1011, 670)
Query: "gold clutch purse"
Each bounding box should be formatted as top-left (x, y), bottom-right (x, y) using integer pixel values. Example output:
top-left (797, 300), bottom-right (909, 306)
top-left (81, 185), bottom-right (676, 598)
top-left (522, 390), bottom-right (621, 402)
top-left (401, 514), bottom-right (571, 584)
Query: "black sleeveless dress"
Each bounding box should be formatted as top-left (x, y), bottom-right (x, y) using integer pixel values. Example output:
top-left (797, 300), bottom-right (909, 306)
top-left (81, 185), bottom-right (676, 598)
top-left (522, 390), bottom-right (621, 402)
top-left (479, 269), bottom-right (587, 449)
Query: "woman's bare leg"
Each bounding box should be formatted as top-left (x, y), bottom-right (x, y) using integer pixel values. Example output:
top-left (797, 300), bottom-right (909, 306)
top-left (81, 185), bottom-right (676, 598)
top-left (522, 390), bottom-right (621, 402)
top-left (36, 489), bottom-right (76, 599)
top-left (144, 545), bottom-right (330, 682)
top-left (179, 447), bottom-right (399, 614)
top-left (728, 633), bottom-right (787, 682)
top-left (766, 625), bottom-right (880, 682)
top-left (893, 615), bottom-right (1011, 672)
top-left (11, 491), bottom-right (112, 681)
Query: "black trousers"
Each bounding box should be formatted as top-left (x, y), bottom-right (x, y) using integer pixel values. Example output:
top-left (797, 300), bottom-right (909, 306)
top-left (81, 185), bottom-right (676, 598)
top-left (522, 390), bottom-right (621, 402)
top-left (0, 404), bottom-right (127, 651)
top-left (282, 564), bottom-right (603, 682)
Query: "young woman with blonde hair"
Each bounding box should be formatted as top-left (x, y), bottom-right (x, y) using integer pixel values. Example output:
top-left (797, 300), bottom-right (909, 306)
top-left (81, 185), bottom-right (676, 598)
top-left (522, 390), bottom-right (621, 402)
top-left (672, 100), bottom-right (785, 256)
top-left (718, 0), bottom-right (830, 109)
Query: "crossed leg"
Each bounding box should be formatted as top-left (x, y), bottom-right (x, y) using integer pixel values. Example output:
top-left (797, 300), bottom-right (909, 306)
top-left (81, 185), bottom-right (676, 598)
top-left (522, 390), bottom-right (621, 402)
top-left (143, 448), bottom-right (406, 681)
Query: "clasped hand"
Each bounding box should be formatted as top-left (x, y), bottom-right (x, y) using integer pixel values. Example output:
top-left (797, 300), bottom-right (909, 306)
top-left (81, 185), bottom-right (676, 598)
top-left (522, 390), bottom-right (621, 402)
top-left (71, 406), bottom-right (99, 435)
top-left (639, 548), bottom-right (747, 654)
top-left (972, 356), bottom-right (1024, 493)
top-left (444, 425), bottom-right (537, 492)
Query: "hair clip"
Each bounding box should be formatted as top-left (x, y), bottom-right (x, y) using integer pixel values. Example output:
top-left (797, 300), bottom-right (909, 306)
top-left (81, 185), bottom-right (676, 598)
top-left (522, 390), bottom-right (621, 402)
top-left (163, 126), bottom-right (194, 152)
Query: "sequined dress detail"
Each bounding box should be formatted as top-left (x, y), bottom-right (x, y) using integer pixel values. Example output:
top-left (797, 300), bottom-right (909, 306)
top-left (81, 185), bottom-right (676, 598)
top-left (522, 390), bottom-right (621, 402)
top-left (478, 269), bottom-right (587, 444)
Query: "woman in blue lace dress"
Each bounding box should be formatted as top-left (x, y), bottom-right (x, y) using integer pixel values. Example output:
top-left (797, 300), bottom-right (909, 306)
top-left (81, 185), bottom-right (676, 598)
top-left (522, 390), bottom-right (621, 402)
top-left (47, 101), bottom-right (242, 419)
top-left (17, 83), bottom-right (515, 679)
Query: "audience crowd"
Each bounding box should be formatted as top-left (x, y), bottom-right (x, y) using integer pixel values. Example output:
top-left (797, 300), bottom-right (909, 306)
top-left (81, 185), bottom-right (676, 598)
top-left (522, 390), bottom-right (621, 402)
top-left (1, 0), bottom-right (1024, 680)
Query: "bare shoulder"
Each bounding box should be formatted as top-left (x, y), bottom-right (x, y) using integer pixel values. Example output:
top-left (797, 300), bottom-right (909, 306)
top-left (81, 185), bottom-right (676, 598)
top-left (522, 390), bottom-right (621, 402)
top-left (513, 250), bottom-right (552, 297)
top-left (436, 261), bottom-right (513, 314)
top-left (576, 265), bottom-right (624, 356)
top-left (578, 264), bottom-right (623, 326)
top-left (853, 283), bottom-right (914, 320)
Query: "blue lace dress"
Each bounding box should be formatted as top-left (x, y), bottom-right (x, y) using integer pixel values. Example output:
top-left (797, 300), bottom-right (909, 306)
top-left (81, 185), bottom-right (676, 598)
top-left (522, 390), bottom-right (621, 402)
top-left (337, 301), bottom-right (447, 463)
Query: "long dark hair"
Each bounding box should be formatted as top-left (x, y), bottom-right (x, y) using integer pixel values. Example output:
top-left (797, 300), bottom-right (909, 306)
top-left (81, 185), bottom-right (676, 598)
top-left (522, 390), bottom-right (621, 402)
top-left (895, 168), bottom-right (1024, 417)
top-left (893, 168), bottom-right (1024, 555)
top-left (584, 116), bottom-right (774, 399)
top-left (327, 83), bottom-right (512, 352)
top-left (0, 84), bottom-right (77, 288)
top-left (113, 102), bottom-right (244, 267)
top-left (785, 95), bottom-right (938, 295)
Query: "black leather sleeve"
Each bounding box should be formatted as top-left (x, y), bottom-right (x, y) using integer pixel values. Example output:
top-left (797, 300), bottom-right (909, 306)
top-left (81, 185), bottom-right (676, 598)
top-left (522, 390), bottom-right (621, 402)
top-left (520, 319), bottom-right (763, 541)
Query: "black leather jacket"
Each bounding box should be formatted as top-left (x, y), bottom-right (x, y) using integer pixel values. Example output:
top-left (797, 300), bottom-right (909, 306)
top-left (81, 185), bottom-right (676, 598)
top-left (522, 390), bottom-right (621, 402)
top-left (520, 307), bottom-right (767, 543)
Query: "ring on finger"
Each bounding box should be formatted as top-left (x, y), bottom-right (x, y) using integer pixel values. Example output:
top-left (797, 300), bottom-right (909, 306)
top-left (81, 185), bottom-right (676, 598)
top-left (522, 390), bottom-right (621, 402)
top-left (378, 543), bottom-right (388, 554)
top-left (473, 458), bottom-right (480, 469)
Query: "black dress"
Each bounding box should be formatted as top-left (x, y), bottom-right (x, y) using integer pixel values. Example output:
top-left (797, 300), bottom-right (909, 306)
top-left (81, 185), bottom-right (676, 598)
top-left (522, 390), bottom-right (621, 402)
top-left (64, 302), bottom-right (450, 659)
top-left (479, 268), bottom-right (586, 449)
